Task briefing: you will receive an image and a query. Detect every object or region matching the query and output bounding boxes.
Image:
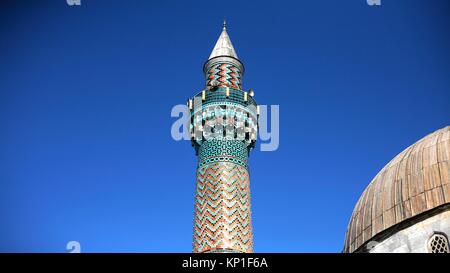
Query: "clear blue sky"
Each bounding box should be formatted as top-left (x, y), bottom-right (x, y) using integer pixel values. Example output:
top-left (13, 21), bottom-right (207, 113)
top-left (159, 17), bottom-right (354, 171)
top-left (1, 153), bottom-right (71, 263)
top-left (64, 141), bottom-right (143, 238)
top-left (0, 0), bottom-right (449, 253)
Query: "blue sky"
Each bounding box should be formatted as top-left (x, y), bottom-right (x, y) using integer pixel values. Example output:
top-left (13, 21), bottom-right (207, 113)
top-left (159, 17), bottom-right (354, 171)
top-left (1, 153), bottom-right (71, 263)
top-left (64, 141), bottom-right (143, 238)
top-left (0, 0), bottom-right (449, 252)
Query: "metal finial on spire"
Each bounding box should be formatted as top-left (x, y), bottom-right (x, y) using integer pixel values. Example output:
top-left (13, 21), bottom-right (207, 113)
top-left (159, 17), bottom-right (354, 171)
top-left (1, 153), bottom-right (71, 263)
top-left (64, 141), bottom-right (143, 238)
top-left (223, 19), bottom-right (227, 30)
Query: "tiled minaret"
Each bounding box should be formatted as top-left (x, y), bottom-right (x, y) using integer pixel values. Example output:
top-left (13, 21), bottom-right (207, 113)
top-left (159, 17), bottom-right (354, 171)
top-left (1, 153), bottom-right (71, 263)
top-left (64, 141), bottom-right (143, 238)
top-left (189, 21), bottom-right (258, 253)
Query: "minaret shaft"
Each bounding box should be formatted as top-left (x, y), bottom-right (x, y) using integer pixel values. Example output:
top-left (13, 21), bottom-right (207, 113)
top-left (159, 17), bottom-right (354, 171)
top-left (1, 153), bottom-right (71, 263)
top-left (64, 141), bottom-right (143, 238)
top-left (193, 142), bottom-right (253, 253)
top-left (190, 24), bottom-right (257, 253)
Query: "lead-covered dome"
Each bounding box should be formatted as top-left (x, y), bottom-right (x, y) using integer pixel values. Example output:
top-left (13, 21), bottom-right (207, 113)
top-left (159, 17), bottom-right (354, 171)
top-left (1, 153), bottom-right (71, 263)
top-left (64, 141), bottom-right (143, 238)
top-left (344, 126), bottom-right (450, 252)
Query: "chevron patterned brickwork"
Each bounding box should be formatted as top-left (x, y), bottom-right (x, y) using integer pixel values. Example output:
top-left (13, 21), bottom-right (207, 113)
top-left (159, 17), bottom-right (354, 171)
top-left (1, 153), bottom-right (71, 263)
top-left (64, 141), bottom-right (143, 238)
top-left (190, 101), bottom-right (257, 253)
top-left (205, 63), bottom-right (242, 89)
top-left (193, 160), bottom-right (253, 253)
top-left (189, 25), bottom-right (257, 253)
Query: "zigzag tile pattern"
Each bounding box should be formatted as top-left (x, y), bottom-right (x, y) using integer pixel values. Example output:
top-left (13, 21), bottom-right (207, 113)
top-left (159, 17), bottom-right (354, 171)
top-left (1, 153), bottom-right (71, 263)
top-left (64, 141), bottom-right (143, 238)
top-left (193, 161), bottom-right (253, 253)
top-left (206, 63), bottom-right (241, 89)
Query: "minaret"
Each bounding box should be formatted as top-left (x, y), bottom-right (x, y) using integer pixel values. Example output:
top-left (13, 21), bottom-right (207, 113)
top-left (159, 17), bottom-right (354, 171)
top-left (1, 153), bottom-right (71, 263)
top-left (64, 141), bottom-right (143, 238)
top-left (189, 21), bottom-right (258, 253)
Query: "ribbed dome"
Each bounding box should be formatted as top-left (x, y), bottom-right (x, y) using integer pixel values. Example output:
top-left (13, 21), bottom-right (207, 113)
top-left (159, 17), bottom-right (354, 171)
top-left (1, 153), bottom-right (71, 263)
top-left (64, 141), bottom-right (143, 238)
top-left (344, 126), bottom-right (450, 252)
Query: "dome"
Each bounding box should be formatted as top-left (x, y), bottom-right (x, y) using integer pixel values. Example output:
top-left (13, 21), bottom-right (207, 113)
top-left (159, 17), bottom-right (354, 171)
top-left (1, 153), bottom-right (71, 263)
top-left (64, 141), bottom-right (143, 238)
top-left (344, 126), bottom-right (450, 252)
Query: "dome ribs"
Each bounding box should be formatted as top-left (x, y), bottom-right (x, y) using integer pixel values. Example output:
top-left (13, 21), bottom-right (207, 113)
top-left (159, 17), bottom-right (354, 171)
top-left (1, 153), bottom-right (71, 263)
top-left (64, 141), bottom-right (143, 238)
top-left (344, 126), bottom-right (450, 252)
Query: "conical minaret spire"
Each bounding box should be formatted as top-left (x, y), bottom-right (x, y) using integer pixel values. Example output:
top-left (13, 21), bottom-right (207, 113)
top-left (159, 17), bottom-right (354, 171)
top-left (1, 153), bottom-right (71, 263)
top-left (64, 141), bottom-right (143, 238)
top-left (208, 20), bottom-right (238, 60)
top-left (189, 22), bottom-right (257, 253)
top-left (203, 22), bottom-right (244, 90)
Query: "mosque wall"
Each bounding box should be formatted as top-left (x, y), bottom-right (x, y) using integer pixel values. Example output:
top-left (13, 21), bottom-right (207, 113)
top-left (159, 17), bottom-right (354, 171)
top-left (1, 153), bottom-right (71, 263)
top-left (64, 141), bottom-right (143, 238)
top-left (368, 210), bottom-right (450, 253)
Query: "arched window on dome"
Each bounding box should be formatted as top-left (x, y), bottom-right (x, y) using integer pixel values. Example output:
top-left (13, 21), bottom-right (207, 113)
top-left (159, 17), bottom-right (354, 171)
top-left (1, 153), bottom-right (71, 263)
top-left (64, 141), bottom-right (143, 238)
top-left (427, 233), bottom-right (450, 253)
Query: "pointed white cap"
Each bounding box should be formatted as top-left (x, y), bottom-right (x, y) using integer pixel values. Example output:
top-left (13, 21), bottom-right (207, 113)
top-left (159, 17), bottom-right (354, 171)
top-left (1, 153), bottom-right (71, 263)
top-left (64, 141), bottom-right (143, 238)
top-left (208, 20), bottom-right (239, 60)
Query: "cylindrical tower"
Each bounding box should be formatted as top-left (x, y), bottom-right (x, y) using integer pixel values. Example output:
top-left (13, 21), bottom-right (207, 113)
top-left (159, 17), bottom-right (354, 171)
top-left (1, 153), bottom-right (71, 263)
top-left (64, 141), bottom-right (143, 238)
top-left (189, 22), bottom-right (258, 253)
